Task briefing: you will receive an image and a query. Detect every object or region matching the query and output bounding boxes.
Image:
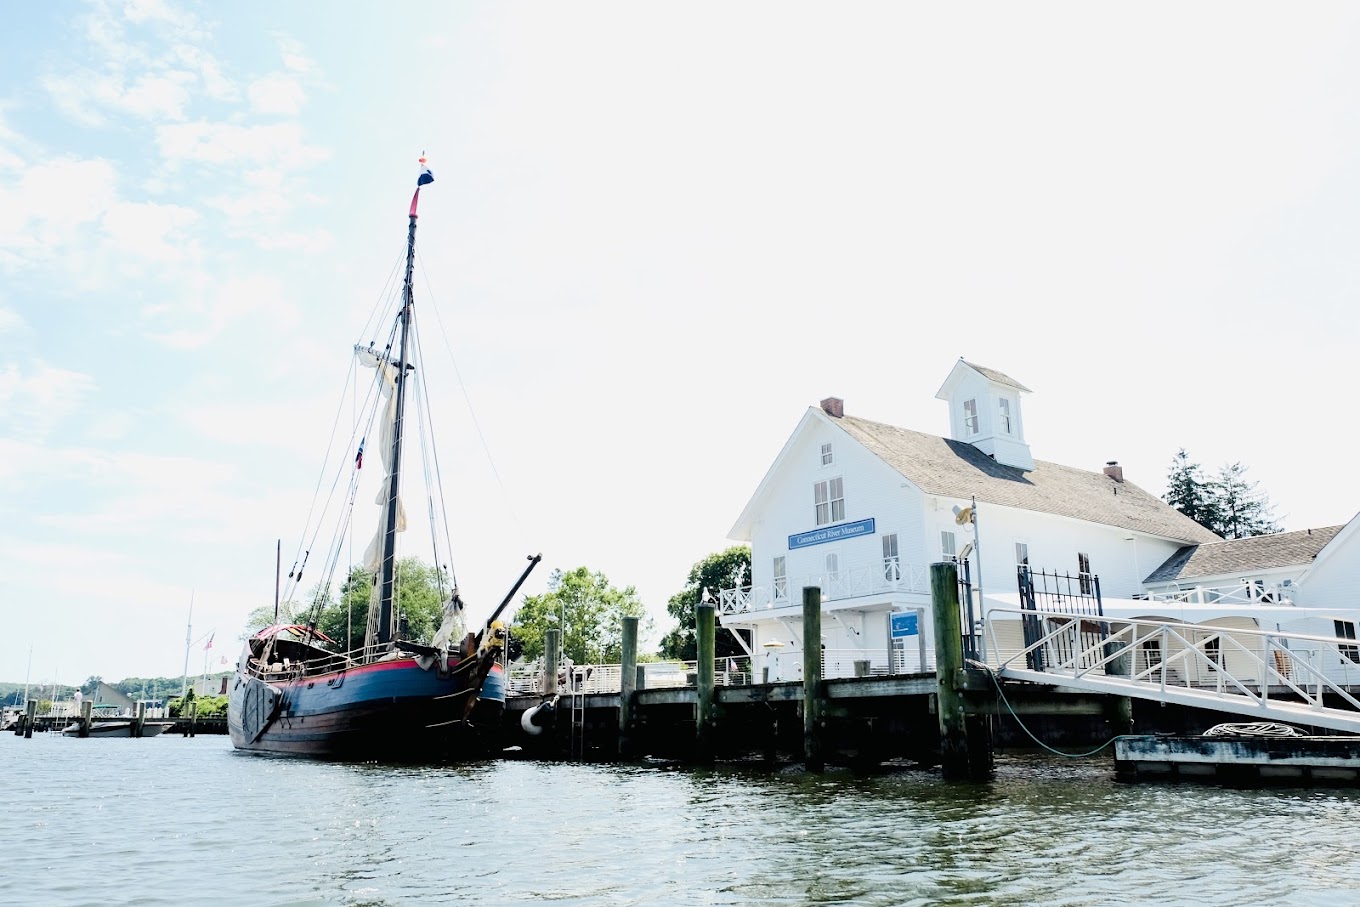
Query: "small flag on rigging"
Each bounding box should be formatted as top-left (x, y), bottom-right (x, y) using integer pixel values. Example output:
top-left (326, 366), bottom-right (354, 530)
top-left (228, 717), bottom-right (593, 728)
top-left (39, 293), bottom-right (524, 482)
top-left (417, 155), bottom-right (434, 187)
top-left (205, 632), bottom-right (215, 650)
top-left (355, 437), bottom-right (365, 470)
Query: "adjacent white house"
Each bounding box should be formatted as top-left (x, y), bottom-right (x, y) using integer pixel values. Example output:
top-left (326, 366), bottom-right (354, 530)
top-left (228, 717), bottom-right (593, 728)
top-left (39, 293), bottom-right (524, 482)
top-left (720, 359), bottom-right (1221, 680)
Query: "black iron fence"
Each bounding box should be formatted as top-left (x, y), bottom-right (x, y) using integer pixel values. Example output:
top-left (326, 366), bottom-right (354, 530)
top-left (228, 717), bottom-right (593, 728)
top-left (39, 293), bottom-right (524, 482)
top-left (1016, 567), bottom-right (1105, 672)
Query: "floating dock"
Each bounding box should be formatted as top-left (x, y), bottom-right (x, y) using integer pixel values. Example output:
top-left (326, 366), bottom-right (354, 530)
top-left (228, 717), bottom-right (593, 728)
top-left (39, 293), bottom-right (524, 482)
top-left (1115, 734), bottom-right (1360, 784)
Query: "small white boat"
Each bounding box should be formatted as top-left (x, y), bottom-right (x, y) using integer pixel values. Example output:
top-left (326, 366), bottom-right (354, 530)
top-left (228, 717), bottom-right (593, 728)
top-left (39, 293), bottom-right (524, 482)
top-left (61, 721), bottom-right (174, 738)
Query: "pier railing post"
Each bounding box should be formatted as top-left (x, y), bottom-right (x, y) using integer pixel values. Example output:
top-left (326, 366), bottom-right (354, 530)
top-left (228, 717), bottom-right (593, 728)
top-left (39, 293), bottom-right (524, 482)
top-left (23, 699), bottom-right (36, 739)
top-left (79, 699), bottom-right (92, 738)
top-left (543, 629), bottom-right (561, 697)
top-left (802, 586), bottom-right (824, 772)
top-left (931, 562), bottom-right (992, 780)
top-left (695, 603), bottom-right (716, 764)
top-left (619, 615), bottom-right (638, 758)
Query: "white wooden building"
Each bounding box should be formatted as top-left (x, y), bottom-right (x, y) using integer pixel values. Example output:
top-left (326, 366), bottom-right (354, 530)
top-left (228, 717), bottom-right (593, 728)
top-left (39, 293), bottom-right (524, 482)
top-left (720, 359), bottom-right (1221, 680)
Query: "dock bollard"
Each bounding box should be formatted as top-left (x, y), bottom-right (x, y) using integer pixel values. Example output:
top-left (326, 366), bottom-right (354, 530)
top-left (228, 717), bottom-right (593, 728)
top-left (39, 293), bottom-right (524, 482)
top-left (802, 586), bottom-right (825, 772)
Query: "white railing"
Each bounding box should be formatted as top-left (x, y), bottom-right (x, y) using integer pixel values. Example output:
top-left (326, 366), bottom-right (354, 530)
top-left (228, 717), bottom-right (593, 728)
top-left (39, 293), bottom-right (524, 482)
top-left (719, 562), bottom-right (931, 616)
top-left (505, 658), bottom-right (761, 694)
top-left (985, 605), bottom-right (1360, 732)
top-left (1143, 580), bottom-right (1295, 606)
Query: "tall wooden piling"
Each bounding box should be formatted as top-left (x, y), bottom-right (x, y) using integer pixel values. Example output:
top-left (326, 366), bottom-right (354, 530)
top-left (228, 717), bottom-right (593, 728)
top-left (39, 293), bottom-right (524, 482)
top-left (931, 562), bottom-right (982, 780)
top-left (133, 701), bottom-right (146, 739)
top-left (695, 603), bottom-right (716, 764)
top-left (23, 699), bottom-right (36, 739)
top-left (802, 586), bottom-right (824, 772)
top-left (543, 629), bottom-right (561, 697)
top-left (618, 616), bottom-right (638, 757)
top-left (188, 699), bottom-right (199, 738)
top-left (79, 699), bottom-right (92, 738)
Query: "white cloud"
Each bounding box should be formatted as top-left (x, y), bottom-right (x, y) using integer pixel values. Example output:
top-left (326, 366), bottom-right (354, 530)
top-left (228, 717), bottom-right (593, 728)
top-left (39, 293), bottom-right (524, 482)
top-left (144, 274), bottom-right (298, 349)
top-left (0, 306), bottom-right (25, 334)
top-left (156, 121), bottom-right (327, 170)
top-left (101, 200), bottom-right (200, 263)
top-left (0, 361), bottom-right (97, 438)
top-left (248, 74), bottom-right (307, 116)
top-left (45, 70), bottom-right (195, 125)
top-left (0, 157), bottom-right (120, 265)
top-left (274, 35), bottom-right (320, 77)
top-left (255, 229), bottom-right (334, 254)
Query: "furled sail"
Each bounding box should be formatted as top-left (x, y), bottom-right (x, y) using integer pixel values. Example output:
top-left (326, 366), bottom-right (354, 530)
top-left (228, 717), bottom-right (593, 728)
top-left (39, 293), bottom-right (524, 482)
top-left (357, 348), bottom-right (407, 649)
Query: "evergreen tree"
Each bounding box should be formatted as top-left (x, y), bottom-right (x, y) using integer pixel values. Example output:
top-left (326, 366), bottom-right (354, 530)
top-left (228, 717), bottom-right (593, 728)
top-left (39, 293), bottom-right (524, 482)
top-left (1214, 461), bottom-right (1279, 539)
top-left (1163, 448), bottom-right (1222, 533)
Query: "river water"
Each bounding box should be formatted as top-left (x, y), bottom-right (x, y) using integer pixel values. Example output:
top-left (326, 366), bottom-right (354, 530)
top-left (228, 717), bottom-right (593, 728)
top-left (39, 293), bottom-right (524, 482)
top-left (4, 732), bottom-right (1360, 907)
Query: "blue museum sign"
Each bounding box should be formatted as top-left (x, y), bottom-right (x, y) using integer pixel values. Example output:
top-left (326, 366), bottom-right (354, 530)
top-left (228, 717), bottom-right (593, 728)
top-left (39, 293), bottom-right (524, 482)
top-left (788, 517), bottom-right (876, 550)
top-left (890, 611), bottom-right (919, 638)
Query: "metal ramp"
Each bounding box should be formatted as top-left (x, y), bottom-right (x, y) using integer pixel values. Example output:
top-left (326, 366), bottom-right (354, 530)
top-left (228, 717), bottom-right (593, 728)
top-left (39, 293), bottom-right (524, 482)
top-left (985, 606), bottom-right (1360, 735)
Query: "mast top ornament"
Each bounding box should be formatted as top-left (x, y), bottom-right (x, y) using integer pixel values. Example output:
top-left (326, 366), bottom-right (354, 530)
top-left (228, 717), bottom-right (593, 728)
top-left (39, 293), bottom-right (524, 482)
top-left (410, 153), bottom-right (434, 218)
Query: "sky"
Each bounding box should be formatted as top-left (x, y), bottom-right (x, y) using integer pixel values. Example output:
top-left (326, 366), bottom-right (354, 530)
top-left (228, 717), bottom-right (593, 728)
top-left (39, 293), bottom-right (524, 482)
top-left (3, 1), bottom-right (1360, 687)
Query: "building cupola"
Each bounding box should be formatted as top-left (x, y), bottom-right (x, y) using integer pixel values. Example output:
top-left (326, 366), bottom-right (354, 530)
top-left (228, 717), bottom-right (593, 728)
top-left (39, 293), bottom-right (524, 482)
top-left (934, 358), bottom-right (1035, 470)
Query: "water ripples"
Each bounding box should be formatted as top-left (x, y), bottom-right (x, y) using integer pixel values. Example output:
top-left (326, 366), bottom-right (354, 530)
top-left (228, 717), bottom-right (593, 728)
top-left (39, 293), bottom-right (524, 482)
top-left (5, 735), bottom-right (1360, 906)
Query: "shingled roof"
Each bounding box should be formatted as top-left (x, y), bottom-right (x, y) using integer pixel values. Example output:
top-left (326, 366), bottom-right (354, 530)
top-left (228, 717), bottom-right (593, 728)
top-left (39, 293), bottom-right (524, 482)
top-left (961, 360), bottom-right (1031, 393)
top-left (1144, 526), bottom-right (1344, 583)
top-left (834, 414), bottom-right (1221, 544)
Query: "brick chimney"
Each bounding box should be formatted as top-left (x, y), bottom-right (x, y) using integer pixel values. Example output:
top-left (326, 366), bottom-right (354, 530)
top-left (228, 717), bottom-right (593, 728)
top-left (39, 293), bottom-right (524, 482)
top-left (820, 397), bottom-right (844, 418)
top-left (1103, 460), bottom-right (1124, 483)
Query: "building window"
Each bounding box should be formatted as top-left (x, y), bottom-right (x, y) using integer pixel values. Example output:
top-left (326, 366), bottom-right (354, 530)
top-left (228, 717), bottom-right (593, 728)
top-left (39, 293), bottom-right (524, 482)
top-left (883, 533), bottom-right (900, 582)
top-left (941, 530), bottom-right (957, 561)
top-left (1015, 542), bottom-right (1029, 570)
top-left (998, 398), bottom-right (1012, 434)
top-left (1143, 638), bottom-right (1162, 670)
top-left (820, 442), bottom-right (834, 466)
top-left (814, 477), bottom-right (845, 526)
top-left (1336, 620), bottom-right (1360, 664)
top-left (825, 552), bottom-right (840, 588)
top-left (773, 556), bottom-right (788, 603)
top-left (1204, 635), bottom-right (1222, 667)
top-left (1077, 552), bottom-right (1092, 595)
top-left (963, 399), bottom-right (979, 435)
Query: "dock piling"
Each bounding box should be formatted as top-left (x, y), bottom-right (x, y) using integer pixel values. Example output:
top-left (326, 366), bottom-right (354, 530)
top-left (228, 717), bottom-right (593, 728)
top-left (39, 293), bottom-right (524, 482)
top-left (543, 629), bottom-right (560, 697)
top-left (79, 699), bottom-right (92, 738)
top-left (619, 616), bottom-right (638, 758)
top-left (802, 586), bottom-right (825, 772)
top-left (188, 700), bottom-right (198, 738)
top-left (23, 699), bottom-right (36, 739)
top-left (695, 603), bottom-right (716, 764)
top-left (133, 701), bottom-right (146, 739)
top-left (931, 562), bottom-right (992, 780)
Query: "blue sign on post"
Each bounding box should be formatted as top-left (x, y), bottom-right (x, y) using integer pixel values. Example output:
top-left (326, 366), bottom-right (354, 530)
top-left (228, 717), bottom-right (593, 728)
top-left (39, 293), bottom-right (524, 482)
top-left (890, 612), bottom-right (919, 638)
top-left (788, 517), bottom-right (876, 550)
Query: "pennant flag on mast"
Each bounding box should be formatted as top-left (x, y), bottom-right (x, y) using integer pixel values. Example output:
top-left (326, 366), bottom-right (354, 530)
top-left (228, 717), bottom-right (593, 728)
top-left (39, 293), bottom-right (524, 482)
top-left (410, 153), bottom-right (434, 217)
top-left (205, 632), bottom-right (215, 650)
top-left (355, 437), bottom-right (365, 470)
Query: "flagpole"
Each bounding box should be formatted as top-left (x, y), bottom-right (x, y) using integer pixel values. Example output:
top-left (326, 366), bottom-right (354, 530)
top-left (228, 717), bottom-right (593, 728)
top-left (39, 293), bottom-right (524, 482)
top-left (274, 538), bottom-right (281, 624)
top-left (181, 591), bottom-right (194, 700)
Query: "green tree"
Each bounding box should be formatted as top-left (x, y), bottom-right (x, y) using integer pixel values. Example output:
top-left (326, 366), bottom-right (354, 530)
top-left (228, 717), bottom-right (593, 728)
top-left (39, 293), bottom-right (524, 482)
top-left (1163, 448), bottom-right (1222, 534)
top-left (660, 546), bottom-right (751, 660)
top-left (1214, 462), bottom-right (1279, 539)
top-left (243, 599), bottom-right (301, 637)
top-left (512, 567), bottom-right (651, 664)
top-left (80, 676), bottom-right (102, 696)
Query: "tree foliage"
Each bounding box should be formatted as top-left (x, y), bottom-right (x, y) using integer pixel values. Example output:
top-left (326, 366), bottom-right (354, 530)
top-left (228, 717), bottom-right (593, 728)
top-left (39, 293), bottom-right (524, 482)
top-left (1163, 449), bottom-right (1279, 539)
top-left (660, 546), bottom-right (751, 660)
top-left (1215, 461), bottom-right (1279, 539)
top-left (512, 567), bottom-right (651, 664)
top-left (242, 557), bottom-right (451, 650)
top-left (1163, 448), bottom-right (1222, 532)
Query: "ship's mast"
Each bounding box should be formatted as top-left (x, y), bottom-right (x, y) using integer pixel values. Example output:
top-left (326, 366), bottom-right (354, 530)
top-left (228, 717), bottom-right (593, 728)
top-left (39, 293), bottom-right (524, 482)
top-left (376, 160), bottom-right (433, 648)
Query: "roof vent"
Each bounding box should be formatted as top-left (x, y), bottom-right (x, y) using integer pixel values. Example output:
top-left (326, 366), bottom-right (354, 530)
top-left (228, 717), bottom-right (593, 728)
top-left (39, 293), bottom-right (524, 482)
top-left (1103, 460), bottom-right (1124, 483)
top-left (820, 397), bottom-right (844, 418)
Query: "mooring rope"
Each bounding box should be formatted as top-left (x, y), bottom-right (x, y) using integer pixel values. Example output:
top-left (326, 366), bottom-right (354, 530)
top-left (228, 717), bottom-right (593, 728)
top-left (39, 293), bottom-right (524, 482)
top-left (971, 659), bottom-right (1129, 759)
